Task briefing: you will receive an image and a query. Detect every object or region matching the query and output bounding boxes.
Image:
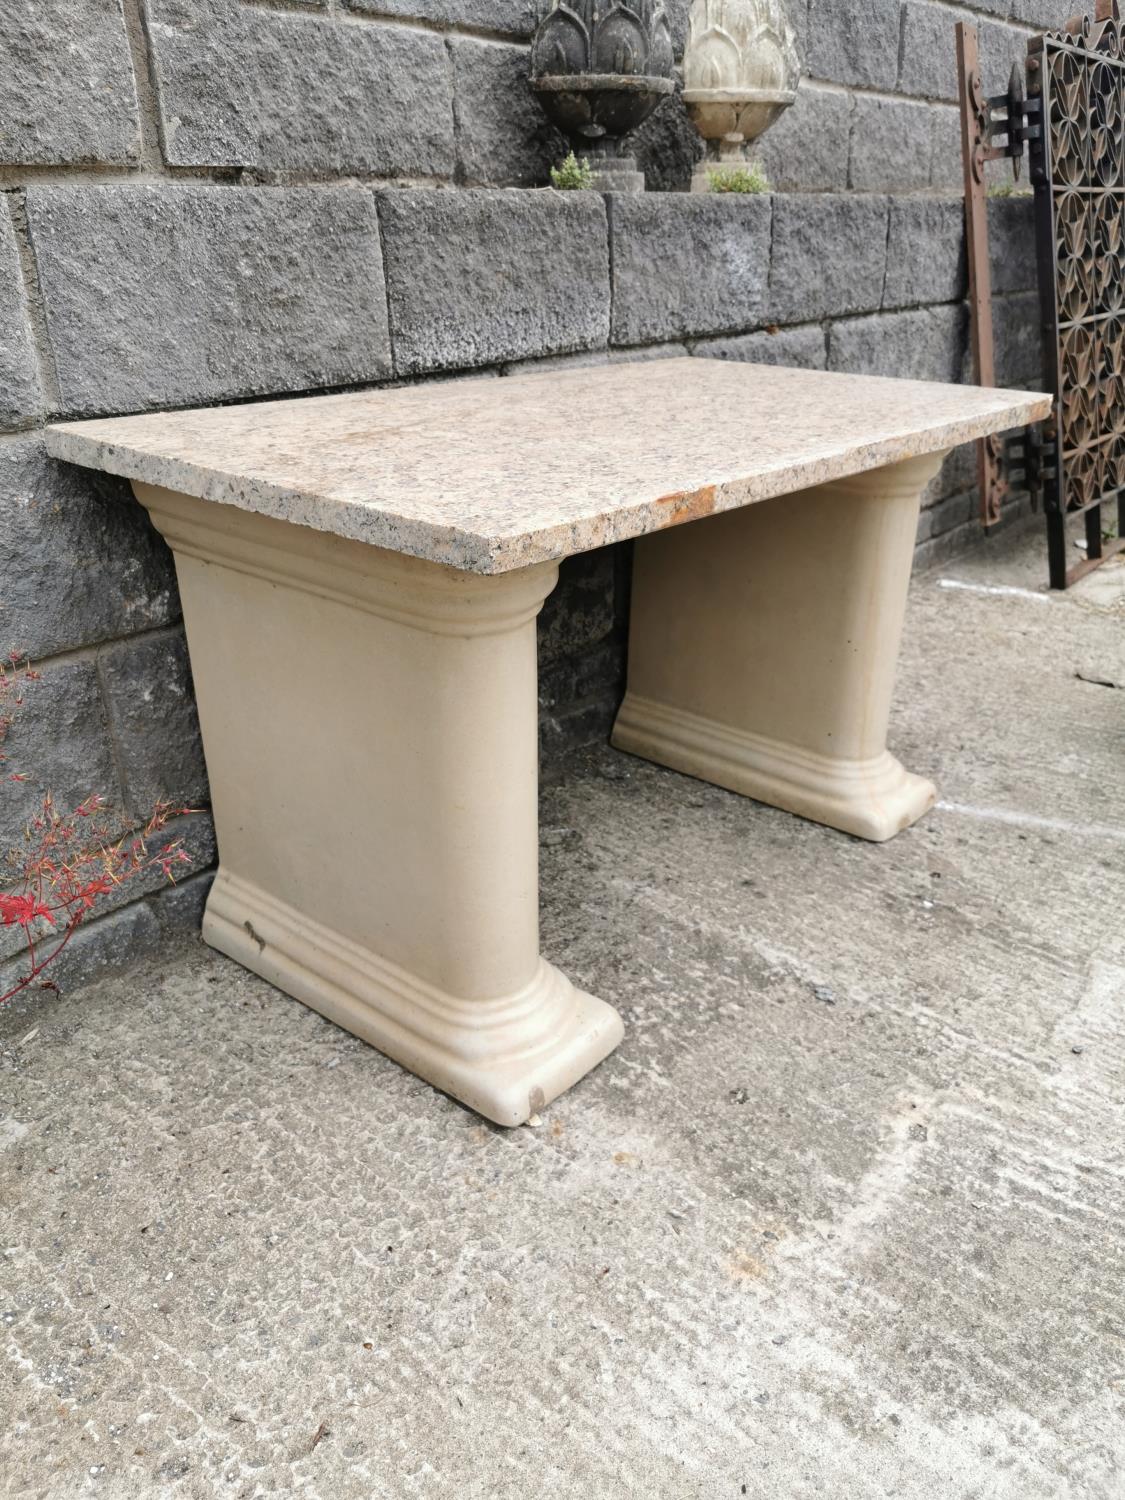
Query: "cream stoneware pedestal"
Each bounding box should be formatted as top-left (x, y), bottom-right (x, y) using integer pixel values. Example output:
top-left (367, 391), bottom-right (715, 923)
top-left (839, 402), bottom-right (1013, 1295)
top-left (47, 360), bottom-right (1049, 1124)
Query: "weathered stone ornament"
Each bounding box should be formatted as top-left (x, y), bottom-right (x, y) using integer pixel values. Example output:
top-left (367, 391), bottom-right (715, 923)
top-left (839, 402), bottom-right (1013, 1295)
top-left (531, 0), bottom-right (676, 192)
top-left (683, 0), bottom-right (800, 190)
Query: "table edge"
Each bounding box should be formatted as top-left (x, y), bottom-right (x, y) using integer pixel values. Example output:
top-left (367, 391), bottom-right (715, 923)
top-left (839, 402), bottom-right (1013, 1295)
top-left (45, 391), bottom-right (1053, 575)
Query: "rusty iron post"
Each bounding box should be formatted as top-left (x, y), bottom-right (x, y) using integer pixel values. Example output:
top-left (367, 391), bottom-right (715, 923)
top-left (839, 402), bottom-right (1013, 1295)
top-left (956, 21), bottom-right (1030, 528)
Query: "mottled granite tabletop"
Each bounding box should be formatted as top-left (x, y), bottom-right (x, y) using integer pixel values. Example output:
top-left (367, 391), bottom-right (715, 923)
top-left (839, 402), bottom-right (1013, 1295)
top-left (46, 359), bottom-right (1051, 574)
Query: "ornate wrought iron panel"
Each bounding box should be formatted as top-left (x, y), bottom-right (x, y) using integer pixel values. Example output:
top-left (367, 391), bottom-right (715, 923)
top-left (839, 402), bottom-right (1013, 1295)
top-left (1028, 11), bottom-right (1125, 586)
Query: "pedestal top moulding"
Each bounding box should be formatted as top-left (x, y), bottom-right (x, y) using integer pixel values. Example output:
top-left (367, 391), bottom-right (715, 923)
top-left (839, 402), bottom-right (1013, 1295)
top-left (47, 361), bottom-right (1049, 1127)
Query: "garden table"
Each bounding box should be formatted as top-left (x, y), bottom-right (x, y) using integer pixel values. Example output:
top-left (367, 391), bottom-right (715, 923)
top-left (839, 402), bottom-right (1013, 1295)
top-left (48, 359), bottom-right (1049, 1124)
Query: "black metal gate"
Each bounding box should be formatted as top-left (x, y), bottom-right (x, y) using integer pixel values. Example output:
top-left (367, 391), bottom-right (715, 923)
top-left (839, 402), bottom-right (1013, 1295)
top-left (1029, 11), bottom-right (1125, 585)
top-left (957, 4), bottom-right (1125, 587)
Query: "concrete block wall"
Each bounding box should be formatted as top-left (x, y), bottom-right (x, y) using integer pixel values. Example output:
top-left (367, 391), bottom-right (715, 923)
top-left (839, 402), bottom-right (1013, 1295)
top-left (0, 0), bottom-right (1074, 986)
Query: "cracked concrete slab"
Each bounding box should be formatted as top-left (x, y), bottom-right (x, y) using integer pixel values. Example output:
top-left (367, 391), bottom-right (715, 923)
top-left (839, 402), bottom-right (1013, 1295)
top-left (1, 520), bottom-right (1123, 1498)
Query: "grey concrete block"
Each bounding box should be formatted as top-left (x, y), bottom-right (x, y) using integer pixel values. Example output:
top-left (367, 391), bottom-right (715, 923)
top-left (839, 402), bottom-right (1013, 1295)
top-left (692, 324), bottom-right (828, 369)
top-left (978, 18), bottom-right (1034, 96)
top-left (884, 197), bottom-right (967, 308)
top-left (146, 0), bottom-right (453, 176)
top-left (988, 195), bottom-right (1038, 296)
top-left (806, 0), bottom-right (902, 90)
top-left (925, 441), bottom-right (976, 505)
top-left (148, 869), bottom-right (215, 939)
top-left (0, 899), bottom-right (162, 1004)
top-left (754, 84), bottom-right (852, 193)
top-left (98, 631), bottom-right (209, 818)
top-left (1008, 0), bottom-right (1081, 24)
top-left (629, 88), bottom-right (702, 194)
top-left (0, 808), bottom-right (215, 972)
top-left (538, 551), bottom-right (617, 666)
top-left (912, 504), bottom-right (1012, 570)
top-left (769, 194), bottom-right (888, 324)
top-left (503, 349), bottom-right (612, 375)
top-left (928, 103), bottom-right (964, 190)
top-left (345, 0), bottom-right (537, 33)
top-left (0, 0), bottom-right (141, 166)
top-left (0, 659), bottom-right (121, 853)
top-left (609, 193), bottom-right (771, 345)
top-left (26, 185), bottom-right (392, 417)
top-left (925, 488), bottom-right (976, 539)
top-left (828, 304), bottom-right (969, 384)
top-left (898, 1), bottom-right (960, 101)
top-left (0, 204), bottom-right (42, 432)
top-left (452, 38), bottom-right (565, 186)
top-left (901, 18), bottom-right (1023, 180)
top-left (849, 96), bottom-right (937, 193)
top-left (993, 291), bottom-right (1044, 389)
top-left (0, 437), bottom-right (179, 660)
top-left (539, 635), bottom-right (625, 716)
top-left (539, 687), bottom-right (618, 763)
top-left (608, 342), bottom-right (691, 362)
top-left (378, 188), bottom-right (610, 375)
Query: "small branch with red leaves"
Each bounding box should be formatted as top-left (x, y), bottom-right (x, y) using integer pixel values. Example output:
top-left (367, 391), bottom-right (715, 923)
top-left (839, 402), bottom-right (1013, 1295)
top-left (0, 652), bottom-right (196, 1006)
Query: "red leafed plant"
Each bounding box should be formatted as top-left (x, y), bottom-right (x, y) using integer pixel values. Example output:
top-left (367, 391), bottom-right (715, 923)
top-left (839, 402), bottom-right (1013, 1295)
top-left (0, 652), bottom-right (193, 1006)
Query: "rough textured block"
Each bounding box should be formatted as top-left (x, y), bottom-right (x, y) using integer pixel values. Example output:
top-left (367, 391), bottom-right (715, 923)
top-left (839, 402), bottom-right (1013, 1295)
top-left (452, 38), bottom-right (564, 186)
top-left (0, 204), bottom-right (41, 431)
top-left (0, 659), bottom-right (121, 853)
top-left (98, 630), bottom-right (209, 818)
top-left (539, 687), bottom-right (618, 763)
top-left (849, 97), bottom-right (937, 193)
top-left (926, 441), bottom-right (976, 505)
top-left (630, 88), bottom-right (702, 193)
top-left (149, 869), bottom-right (215, 939)
top-left (905, 18), bottom-right (1032, 104)
top-left (898, 2), bottom-right (960, 101)
top-left (1008, 0), bottom-right (1081, 23)
top-left (539, 634), bottom-right (624, 715)
top-left (538, 551), bottom-right (617, 665)
top-left (0, 438), bottom-right (179, 659)
top-left (345, 0), bottom-right (537, 32)
top-left (609, 194), bottom-right (771, 345)
top-left (692, 324), bottom-right (828, 369)
top-left (979, 18), bottom-right (1034, 95)
top-left (806, 0), bottom-right (901, 90)
top-left (993, 291), bottom-right (1044, 388)
top-left (378, 189), bottom-right (610, 375)
top-left (539, 631), bottom-right (624, 761)
top-left (989, 195), bottom-right (1038, 295)
top-left (0, 0), bottom-right (141, 166)
top-left (0, 901), bottom-right (161, 1002)
top-left (755, 85), bottom-right (852, 193)
top-left (928, 103), bottom-right (964, 190)
top-left (146, 0), bottom-right (453, 176)
top-left (26, 185), bottom-right (392, 417)
top-left (503, 349), bottom-right (612, 376)
top-left (769, 195), bottom-right (888, 324)
top-left (828, 305), bottom-right (968, 384)
top-left (0, 808), bottom-right (214, 972)
top-left (884, 197), bottom-right (967, 308)
top-left (608, 343), bottom-right (689, 361)
top-left (924, 488), bottom-right (975, 539)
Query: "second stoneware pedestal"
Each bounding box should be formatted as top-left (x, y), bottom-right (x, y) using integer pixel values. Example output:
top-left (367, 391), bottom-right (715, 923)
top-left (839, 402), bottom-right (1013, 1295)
top-left (612, 452), bottom-right (946, 841)
top-left (135, 484), bottom-right (623, 1127)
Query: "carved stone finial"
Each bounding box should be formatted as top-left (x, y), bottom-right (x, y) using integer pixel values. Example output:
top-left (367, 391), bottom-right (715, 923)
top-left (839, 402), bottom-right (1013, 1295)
top-left (530, 1), bottom-right (677, 192)
top-left (683, 0), bottom-right (801, 186)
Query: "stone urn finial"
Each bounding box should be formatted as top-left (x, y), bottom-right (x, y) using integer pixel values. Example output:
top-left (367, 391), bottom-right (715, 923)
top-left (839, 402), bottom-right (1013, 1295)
top-left (683, 0), bottom-right (801, 189)
top-left (531, 0), bottom-right (677, 192)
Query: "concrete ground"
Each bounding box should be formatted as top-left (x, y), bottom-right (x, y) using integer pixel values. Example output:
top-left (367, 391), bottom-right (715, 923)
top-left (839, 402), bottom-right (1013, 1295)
top-left (1, 519), bottom-right (1123, 1500)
